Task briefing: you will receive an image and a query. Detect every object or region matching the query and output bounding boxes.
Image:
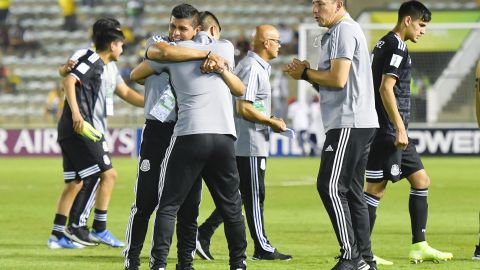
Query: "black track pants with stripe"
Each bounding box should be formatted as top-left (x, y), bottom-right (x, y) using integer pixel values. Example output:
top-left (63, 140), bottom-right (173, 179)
top-left (151, 134), bottom-right (247, 268)
top-left (317, 128), bottom-right (375, 261)
top-left (198, 156), bottom-right (276, 254)
top-left (237, 156), bottom-right (275, 254)
top-left (123, 121), bottom-right (201, 268)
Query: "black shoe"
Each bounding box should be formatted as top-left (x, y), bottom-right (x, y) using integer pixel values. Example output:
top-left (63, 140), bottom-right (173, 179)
top-left (124, 258), bottom-right (140, 270)
top-left (331, 257), bottom-right (370, 270)
top-left (357, 259), bottom-right (370, 270)
top-left (365, 260), bottom-right (377, 270)
top-left (252, 249), bottom-right (292, 261)
top-left (196, 237), bottom-right (214, 260)
top-left (473, 245), bottom-right (480, 260)
top-left (64, 225), bottom-right (97, 246)
top-left (175, 263), bottom-right (194, 270)
top-left (230, 260), bottom-right (247, 270)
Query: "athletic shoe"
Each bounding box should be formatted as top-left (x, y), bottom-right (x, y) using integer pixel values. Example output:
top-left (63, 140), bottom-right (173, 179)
top-left (230, 260), bottom-right (247, 270)
top-left (373, 255), bottom-right (393, 265)
top-left (89, 229), bottom-right (125, 247)
top-left (252, 249), bottom-right (292, 261)
top-left (409, 241), bottom-right (453, 263)
top-left (175, 263), bottom-right (195, 270)
top-left (365, 260), bottom-right (378, 270)
top-left (196, 238), bottom-right (214, 260)
top-left (331, 258), bottom-right (370, 270)
top-left (47, 235), bottom-right (84, 249)
top-left (125, 258), bottom-right (140, 270)
top-left (473, 245), bottom-right (480, 260)
top-left (64, 226), bottom-right (97, 246)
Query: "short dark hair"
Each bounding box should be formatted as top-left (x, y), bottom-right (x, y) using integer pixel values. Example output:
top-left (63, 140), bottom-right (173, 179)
top-left (171, 4), bottom-right (199, 27)
top-left (398, 1), bottom-right (431, 23)
top-left (92, 18), bottom-right (120, 34)
top-left (92, 18), bottom-right (121, 43)
top-left (199, 11), bottom-right (221, 32)
top-left (94, 28), bottom-right (125, 52)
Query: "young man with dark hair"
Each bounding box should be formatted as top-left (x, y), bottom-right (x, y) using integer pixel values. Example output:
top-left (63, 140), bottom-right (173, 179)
top-left (364, 0), bottom-right (453, 264)
top-left (48, 26), bottom-right (126, 249)
top-left (284, 0), bottom-right (378, 269)
top-left (123, 4), bottom-right (204, 270)
top-left (130, 16), bottom-right (248, 270)
top-left (54, 18), bottom-right (143, 249)
top-left (124, 5), bottom-right (236, 270)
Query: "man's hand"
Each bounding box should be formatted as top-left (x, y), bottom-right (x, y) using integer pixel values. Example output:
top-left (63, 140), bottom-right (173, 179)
top-left (59, 59), bottom-right (78, 77)
top-left (283, 58), bottom-right (310, 80)
top-left (395, 128), bottom-right (408, 150)
top-left (72, 111), bottom-right (84, 134)
top-left (269, 116), bottom-right (287, 133)
top-left (200, 53), bottom-right (227, 74)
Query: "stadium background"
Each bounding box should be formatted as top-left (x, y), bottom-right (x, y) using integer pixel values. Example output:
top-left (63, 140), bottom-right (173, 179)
top-left (0, 0), bottom-right (479, 269)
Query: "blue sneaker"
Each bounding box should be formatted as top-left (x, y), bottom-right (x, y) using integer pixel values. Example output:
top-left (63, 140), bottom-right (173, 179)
top-left (89, 229), bottom-right (125, 247)
top-left (47, 235), bottom-right (84, 249)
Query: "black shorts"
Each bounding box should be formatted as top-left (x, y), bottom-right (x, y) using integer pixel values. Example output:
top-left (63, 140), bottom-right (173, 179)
top-left (366, 134), bottom-right (423, 183)
top-left (59, 135), bottom-right (113, 183)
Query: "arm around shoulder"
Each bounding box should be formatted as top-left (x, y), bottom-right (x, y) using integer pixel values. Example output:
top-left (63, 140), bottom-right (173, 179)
top-left (147, 41), bottom-right (209, 61)
top-left (115, 82), bottom-right (144, 108)
top-left (130, 60), bottom-right (155, 84)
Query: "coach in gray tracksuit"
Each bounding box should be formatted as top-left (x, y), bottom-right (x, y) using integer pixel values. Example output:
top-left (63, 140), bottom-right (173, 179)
top-left (141, 32), bottom-right (248, 270)
top-left (284, 1), bottom-right (379, 269)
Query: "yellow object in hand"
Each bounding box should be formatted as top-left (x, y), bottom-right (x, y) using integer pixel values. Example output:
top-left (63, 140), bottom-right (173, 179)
top-left (80, 121), bottom-right (102, 142)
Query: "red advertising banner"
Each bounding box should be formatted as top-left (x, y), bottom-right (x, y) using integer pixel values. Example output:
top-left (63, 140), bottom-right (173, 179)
top-left (0, 128), bottom-right (136, 156)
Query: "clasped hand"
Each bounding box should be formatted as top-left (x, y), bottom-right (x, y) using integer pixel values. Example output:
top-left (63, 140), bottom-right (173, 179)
top-left (200, 53), bottom-right (228, 74)
top-left (283, 58), bottom-right (311, 80)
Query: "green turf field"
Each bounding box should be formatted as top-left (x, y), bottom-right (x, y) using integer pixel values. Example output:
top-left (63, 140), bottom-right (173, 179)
top-left (0, 157), bottom-right (478, 270)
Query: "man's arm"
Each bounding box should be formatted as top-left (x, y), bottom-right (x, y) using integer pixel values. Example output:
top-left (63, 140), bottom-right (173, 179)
top-left (284, 58), bottom-right (351, 89)
top-left (114, 82), bottom-right (144, 107)
top-left (147, 42), bottom-right (210, 61)
top-left (63, 75), bottom-right (84, 133)
top-left (147, 41), bottom-right (226, 68)
top-left (379, 74), bottom-right (408, 150)
top-left (236, 100), bottom-right (286, 132)
top-left (130, 60), bottom-right (156, 83)
top-left (220, 69), bottom-right (245, 97)
top-left (475, 61), bottom-right (480, 128)
top-left (58, 59), bottom-right (78, 77)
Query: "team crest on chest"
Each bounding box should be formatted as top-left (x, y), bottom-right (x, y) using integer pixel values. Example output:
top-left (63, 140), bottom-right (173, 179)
top-left (140, 159), bottom-right (150, 172)
top-left (391, 164), bottom-right (400, 176)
